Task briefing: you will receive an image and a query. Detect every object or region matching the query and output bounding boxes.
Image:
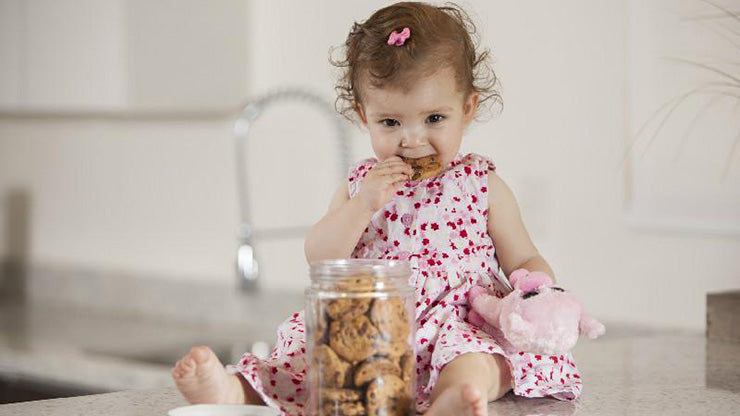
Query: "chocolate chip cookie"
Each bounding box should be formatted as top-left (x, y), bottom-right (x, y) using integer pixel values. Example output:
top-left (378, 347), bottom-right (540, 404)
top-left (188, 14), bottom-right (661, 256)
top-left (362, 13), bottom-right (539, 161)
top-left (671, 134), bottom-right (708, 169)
top-left (401, 154), bottom-right (442, 181)
top-left (320, 388), bottom-right (365, 416)
top-left (370, 297), bottom-right (410, 342)
top-left (314, 344), bottom-right (351, 388)
top-left (354, 357), bottom-right (402, 387)
top-left (326, 298), bottom-right (372, 321)
top-left (399, 351), bottom-right (414, 383)
top-left (366, 374), bottom-right (412, 416)
top-left (329, 315), bottom-right (381, 362)
top-left (320, 388), bottom-right (362, 403)
top-left (320, 400), bottom-right (366, 416)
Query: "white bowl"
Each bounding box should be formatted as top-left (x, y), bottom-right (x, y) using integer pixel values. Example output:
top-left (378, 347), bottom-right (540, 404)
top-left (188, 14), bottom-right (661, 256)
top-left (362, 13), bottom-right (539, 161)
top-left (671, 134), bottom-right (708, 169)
top-left (168, 404), bottom-right (280, 416)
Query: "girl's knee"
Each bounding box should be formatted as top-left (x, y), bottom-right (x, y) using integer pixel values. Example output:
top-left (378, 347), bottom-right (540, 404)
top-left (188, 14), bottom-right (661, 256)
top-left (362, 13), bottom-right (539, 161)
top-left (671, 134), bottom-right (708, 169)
top-left (442, 353), bottom-right (512, 400)
top-left (461, 352), bottom-right (512, 400)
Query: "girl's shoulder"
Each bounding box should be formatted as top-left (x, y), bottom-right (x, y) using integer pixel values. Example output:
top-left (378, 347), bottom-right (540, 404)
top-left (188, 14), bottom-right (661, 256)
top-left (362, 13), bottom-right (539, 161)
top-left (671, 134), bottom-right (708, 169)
top-left (452, 152), bottom-right (497, 174)
top-left (347, 157), bottom-right (379, 184)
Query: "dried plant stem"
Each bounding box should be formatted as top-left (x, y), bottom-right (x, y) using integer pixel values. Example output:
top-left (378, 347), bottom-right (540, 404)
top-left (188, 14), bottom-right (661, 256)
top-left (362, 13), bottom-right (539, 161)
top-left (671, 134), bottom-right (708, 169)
top-left (673, 94), bottom-right (728, 163)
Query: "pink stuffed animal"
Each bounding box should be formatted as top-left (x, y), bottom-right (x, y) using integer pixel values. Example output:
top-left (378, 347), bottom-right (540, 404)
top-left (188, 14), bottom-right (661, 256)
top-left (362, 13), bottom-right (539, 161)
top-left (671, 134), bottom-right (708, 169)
top-left (467, 269), bottom-right (605, 355)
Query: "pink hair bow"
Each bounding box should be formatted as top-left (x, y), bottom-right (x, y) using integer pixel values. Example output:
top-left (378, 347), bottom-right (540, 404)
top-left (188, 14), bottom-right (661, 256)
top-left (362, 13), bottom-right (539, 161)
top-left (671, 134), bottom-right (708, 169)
top-left (387, 27), bottom-right (411, 46)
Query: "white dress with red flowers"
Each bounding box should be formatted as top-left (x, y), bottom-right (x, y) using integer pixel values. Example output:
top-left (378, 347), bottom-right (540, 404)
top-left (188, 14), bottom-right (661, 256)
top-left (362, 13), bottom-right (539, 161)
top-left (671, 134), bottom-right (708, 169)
top-left (227, 153), bottom-right (582, 415)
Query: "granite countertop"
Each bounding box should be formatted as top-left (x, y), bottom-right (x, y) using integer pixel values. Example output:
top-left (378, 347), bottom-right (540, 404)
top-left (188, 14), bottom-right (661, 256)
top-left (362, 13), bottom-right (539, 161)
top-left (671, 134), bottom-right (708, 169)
top-left (0, 301), bottom-right (225, 393)
top-left (0, 388), bottom-right (185, 416)
top-left (0, 266), bottom-right (738, 415)
top-left (0, 266), bottom-right (305, 395)
top-left (1, 317), bottom-right (738, 415)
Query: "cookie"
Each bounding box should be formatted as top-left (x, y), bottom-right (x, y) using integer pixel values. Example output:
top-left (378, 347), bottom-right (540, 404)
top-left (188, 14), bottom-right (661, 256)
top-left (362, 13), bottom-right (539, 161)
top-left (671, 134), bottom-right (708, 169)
top-left (375, 338), bottom-right (408, 361)
top-left (320, 388), bottom-right (362, 403)
top-left (312, 305), bottom-right (329, 345)
top-left (329, 315), bottom-right (380, 362)
top-left (333, 275), bottom-right (377, 292)
top-left (354, 357), bottom-right (401, 387)
top-left (399, 351), bottom-right (414, 383)
top-left (370, 297), bottom-right (410, 342)
top-left (366, 374), bottom-right (411, 416)
top-left (401, 154), bottom-right (442, 181)
top-left (326, 298), bottom-right (372, 321)
top-left (320, 400), bottom-right (366, 416)
top-left (314, 345), bottom-right (351, 388)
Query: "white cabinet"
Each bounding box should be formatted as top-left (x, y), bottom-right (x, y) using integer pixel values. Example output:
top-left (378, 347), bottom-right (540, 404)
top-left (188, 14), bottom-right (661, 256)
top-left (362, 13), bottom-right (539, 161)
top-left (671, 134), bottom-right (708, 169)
top-left (0, 0), bottom-right (249, 114)
top-left (23, 0), bottom-right (128, 111)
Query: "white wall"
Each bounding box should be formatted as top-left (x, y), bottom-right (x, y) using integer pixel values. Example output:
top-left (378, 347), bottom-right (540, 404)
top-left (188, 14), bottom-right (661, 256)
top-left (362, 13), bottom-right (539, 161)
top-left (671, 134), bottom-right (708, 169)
top-left (0, 0), bottom-right (738, 330)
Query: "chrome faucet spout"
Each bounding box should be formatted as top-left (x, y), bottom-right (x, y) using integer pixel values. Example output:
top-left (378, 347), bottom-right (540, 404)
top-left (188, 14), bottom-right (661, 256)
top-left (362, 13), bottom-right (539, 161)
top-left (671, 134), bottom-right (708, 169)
top-left (233, 88), bottom-right (351, 292)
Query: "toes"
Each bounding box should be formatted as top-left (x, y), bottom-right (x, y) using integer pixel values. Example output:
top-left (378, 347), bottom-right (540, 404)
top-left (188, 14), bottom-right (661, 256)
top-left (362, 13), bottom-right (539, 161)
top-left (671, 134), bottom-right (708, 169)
top-left (175, 357), bottom-right (197, 377)
top-left (172, 359), bottom-right (189, 380)
top-left (190, 346), bottom-right (213, 364)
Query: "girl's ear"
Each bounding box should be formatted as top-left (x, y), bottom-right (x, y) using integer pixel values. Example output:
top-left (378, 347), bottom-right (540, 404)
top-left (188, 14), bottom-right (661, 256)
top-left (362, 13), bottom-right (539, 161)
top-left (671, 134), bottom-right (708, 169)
top-left (354, 102), bottom-right (368, 126)
top-left (463, 92), bottom-right (479, 126)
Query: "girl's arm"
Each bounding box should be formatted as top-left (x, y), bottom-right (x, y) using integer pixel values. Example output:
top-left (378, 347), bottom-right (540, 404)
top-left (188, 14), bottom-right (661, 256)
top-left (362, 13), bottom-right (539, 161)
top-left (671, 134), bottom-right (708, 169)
top-left (486, 172), bottom-right (557, 283)
top-left (304, 182), bottom-right (375, 264)
top-left (305, 157), bottom-right (412, 264)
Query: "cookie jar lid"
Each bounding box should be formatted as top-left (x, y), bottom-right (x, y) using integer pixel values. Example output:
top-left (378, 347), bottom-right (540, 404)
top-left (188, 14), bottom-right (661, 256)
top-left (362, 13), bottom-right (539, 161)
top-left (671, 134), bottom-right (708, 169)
top-left (309, 259), bottom-right (412, 294)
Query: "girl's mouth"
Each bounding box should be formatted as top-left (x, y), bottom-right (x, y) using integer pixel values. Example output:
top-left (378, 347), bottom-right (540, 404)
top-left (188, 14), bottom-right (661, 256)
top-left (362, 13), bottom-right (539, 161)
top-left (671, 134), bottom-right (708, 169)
top-left (400, 154), bottom-right (442, 181)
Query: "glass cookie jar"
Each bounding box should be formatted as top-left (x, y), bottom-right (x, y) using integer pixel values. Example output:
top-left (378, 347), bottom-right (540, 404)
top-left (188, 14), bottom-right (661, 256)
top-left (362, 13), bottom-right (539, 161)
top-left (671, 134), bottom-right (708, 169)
top-left (306, 259), bottom-right (416, 416)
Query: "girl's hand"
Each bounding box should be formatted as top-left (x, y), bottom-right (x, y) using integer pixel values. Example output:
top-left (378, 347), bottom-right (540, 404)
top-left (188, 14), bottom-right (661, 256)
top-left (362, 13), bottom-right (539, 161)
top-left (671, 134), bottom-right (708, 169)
top-left (357, 156), bottom-right (413, 213)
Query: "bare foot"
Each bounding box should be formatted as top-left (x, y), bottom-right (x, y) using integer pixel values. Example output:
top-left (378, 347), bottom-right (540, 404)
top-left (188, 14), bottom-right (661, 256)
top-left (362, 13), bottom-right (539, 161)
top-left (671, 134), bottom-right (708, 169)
top-left (426, 384), bottom-right (487, 416)
top-left (172, 346), bottom-right (246, 404)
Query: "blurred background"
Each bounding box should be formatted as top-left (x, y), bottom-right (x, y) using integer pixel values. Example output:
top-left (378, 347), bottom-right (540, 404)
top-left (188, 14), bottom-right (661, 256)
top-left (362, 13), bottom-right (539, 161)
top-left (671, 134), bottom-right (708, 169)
top-left (0, 0), bottom-right (738, 405)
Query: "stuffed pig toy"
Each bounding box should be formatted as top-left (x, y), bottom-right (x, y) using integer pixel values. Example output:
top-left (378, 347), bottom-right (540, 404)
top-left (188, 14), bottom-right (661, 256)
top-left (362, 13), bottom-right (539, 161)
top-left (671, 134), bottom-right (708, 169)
top-left (467, 268), bottom-right (605, 355)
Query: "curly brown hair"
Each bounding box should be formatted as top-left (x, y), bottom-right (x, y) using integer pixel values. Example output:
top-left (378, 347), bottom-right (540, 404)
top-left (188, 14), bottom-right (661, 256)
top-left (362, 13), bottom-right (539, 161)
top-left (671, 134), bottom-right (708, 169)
top-left (330, 2), bottom-right (502, 124)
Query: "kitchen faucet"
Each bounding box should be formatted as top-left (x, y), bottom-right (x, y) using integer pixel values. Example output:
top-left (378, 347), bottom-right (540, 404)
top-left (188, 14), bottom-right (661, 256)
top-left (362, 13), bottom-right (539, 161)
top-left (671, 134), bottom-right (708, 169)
top-left (234, 88), bottom-right (352, 291)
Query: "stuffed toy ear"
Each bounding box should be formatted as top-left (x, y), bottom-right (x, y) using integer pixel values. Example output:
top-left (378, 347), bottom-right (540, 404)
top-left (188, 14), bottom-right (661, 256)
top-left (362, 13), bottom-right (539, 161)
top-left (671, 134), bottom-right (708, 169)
top-left (509, 268), bottom-right (553, 292)
top-left (579, 314), bottom-right (606, 339)
top-left (508, 269), bottom-right (529, 288)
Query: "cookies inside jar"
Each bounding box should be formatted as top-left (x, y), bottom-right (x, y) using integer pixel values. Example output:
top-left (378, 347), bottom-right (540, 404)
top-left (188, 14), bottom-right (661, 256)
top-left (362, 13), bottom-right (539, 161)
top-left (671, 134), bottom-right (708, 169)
top-left (309, 287), bottom-right (414, 416)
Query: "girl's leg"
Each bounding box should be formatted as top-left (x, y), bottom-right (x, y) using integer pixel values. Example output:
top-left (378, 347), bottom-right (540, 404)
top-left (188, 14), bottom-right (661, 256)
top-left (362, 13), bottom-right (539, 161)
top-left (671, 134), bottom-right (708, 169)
top-left (237, 372), bottom-right (266, 405)
top-left (425, 352), bottom-right (512, 416)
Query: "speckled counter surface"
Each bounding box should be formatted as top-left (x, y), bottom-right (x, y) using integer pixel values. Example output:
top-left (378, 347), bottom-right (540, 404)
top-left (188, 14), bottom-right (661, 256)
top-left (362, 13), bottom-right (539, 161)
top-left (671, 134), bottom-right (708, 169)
top-left (1, 324), bottom-right (738, 415)
top-left (0, 274), bottom-right (305, 394)
top-left (0, 300), bottom-right (296, 393)
top-left (487, 328), bottom-right (740, 415)
top-left (0, 266), bottom-right (737, 415)
top-left (0, 387), bottom-right (186, 416)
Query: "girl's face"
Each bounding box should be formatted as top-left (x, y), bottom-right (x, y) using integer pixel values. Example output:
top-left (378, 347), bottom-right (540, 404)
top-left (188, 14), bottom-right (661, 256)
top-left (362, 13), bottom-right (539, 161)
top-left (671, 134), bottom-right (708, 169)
top-left (355, 67), bottom-right (478, 168)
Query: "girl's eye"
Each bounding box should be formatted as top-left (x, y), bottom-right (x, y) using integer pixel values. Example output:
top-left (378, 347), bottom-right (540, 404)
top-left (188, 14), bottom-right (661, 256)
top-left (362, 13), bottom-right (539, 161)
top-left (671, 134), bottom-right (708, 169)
top-left (380, 119), bottom-right (399, 127)
top-left (427, 114), bottom-right (445, 123)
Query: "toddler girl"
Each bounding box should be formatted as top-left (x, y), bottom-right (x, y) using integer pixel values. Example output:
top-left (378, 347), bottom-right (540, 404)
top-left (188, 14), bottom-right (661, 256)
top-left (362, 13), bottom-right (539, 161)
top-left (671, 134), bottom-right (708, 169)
top-left (172, 2), bottom-right (582, 415)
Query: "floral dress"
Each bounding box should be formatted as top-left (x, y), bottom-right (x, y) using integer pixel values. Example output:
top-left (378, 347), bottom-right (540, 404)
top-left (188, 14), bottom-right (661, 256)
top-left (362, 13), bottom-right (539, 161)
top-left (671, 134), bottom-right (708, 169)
top-left (227, 152), bottom-right (582, 415)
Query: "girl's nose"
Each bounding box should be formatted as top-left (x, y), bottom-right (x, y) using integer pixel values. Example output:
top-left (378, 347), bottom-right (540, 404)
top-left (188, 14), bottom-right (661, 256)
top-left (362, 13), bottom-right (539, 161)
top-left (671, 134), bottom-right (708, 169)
top-left (401, 124), bottom-right (427, 147)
